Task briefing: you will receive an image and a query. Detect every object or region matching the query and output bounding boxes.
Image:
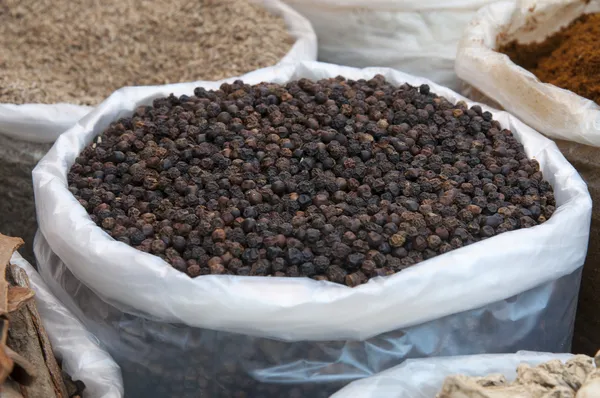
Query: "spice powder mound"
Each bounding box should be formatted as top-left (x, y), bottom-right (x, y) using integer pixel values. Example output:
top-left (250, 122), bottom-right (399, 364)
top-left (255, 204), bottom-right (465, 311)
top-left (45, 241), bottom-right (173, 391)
top-left (0, 0), bottom-right (293, 105)
top-left (498, 13), bottom-right (600, 104)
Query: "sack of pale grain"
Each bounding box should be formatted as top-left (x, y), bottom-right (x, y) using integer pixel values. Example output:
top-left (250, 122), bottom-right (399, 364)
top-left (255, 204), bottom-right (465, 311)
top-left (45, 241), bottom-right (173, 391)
top-left (0, 0), bottom-right (316, 262)
top-left (0, 0), bottom-right (316, 117)
top-left (32, 61), bottom-right (590, 397)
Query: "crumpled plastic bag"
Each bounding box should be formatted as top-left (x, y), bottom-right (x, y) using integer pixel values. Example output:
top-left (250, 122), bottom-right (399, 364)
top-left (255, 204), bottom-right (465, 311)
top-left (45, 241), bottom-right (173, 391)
top-left (32, 61), bottom-right (591, 397)
top-left (455, 0), bottom-right (600, 146)
top-left (283, 0), bottom-right (497, 91)
top-left (9, 252), bottom-right (123, 398)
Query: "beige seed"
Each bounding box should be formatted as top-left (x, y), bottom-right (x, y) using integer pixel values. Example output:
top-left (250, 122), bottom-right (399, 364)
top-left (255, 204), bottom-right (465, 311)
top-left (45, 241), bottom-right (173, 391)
top-left (0, 0), bottom-right (293, 105)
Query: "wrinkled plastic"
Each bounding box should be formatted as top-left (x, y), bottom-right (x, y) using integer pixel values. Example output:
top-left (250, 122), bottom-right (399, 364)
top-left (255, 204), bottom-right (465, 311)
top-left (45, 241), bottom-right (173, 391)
top-left (0, 104), bottom-right (92, 144)
top-left (34, 240), bottom-right (585, 397)
top-left (33, 61), bottom-right (591, 396)
top-left (330, 351), bottom-right (576, 398)
top-left (9, 253), bottom-right (123, 398)
top-left (455, 0), bottom-right (600, 146)
top-left (282, 0), bottom-right (495, 91)
top-left (0, 0), bottom-right (317, 142)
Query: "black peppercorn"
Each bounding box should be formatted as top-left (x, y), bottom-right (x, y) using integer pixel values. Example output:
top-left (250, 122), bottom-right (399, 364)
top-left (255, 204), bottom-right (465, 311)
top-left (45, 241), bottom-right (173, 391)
top-left (242, 218), bottom-right (257, 233)
top-left (69, 76), bottom-right (555, 286)
top-left (286, 248), bottom-right (304, 265)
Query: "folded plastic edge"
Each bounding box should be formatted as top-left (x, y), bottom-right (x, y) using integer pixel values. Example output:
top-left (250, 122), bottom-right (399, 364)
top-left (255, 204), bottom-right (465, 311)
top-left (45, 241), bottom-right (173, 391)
top-left (283, 0), bottom-right (494, 11)
top-left (0, 104), bottom-right (92, 144)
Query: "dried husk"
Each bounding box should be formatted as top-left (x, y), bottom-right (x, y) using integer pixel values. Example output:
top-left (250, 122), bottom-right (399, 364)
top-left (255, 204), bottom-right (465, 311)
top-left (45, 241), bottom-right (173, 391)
top-left (437, 353), bottom-right (600, 398)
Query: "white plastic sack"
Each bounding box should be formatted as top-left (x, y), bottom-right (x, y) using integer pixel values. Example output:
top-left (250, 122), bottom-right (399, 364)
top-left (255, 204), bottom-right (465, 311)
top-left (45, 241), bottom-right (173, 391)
top-left (33, 61), bottom-right (591, 397)
top-left (330, 351), bottom-right (575, 398)
top-left (455, 0), bottom-right (600, 146)
top-left (0, 0), bottom-right (317, 142)
top-left (9, 253), bottom-right (123, 398)
top-left (282, 0), bottom-right (498, 92)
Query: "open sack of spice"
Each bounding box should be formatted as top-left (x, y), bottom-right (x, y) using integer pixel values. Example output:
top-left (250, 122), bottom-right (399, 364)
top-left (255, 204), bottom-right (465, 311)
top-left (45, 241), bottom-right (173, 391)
top-left (282, 0), bottom-right (494, 92)
top-left (455, 0), bottom-right (600, 357)
top-left (33, 61), bottom-right (590, 397)
top-left (455, 0), bottom-right (600, 146)
top-left (330, 351), bottom-right (600, 398)
top-left (0, 0), bottom-right (316, 138)
top-left (0, 0), bottom-right (317, 267)
top-left (0, 234), bottom-right (123, 398)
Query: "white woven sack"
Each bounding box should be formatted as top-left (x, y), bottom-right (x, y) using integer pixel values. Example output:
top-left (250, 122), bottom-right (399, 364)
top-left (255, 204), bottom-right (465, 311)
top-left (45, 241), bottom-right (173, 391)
top-left (33, 60), bottom-right (591, 342)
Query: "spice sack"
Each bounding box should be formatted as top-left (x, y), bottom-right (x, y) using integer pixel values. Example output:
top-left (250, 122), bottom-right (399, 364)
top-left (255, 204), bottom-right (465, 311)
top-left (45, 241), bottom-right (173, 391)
top-left (33, 61), bottom-right (590, 397)
top-left (0, 0), bottom-right (316, 129)
top-left (330, 351), bottom-right (585, 398)
top-left (282, 0), bottom-right (494, 92)
top-left (10, 253), bottom-right (124, 398)
top-left (455, 0), bottom-right (600, 356)
top-left (455, 0), bottom-right (600, 146)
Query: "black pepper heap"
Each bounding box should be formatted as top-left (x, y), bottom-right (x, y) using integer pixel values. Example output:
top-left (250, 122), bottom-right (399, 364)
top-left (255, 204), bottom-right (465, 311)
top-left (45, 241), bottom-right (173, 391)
top-left (67, 76), bottom-right (555, 286)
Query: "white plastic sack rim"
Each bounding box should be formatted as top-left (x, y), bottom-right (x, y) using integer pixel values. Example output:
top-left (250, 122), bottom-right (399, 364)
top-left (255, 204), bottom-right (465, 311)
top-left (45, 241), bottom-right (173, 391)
top-left (0, 0), bottom-right (316, 144)
top-left (283, 0), bottom-right (494, 11)
top-left (10, 253), bottom-right (124, 398)
top-left (33, 60), bottom-right (591, 341)
top-left (330, 351), bottom-right (576, 398)
top-left (0, 104), bottom-right (93, 144)
top-left (455, 0), bottom-right (600, 146)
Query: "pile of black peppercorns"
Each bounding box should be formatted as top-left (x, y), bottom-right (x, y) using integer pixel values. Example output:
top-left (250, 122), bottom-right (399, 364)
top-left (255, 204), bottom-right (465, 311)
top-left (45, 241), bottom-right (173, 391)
top-left (68, 75), bottom-right (555, 286)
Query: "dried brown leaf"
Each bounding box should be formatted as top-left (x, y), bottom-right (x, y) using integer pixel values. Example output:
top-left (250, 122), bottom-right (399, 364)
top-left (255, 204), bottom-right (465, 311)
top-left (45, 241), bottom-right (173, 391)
top-left (0, 320), bottom-right (14, 384)
top-left (5, 345), bottom-right (37, 386)
top-left (0, 234), bottom-right (24, 317)
top-left (0, 235), bottom-right (23, 267)
top-left (7, 264), bottom-right (69, 398)
top-left (7, 287), bottom-right (35, 313)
